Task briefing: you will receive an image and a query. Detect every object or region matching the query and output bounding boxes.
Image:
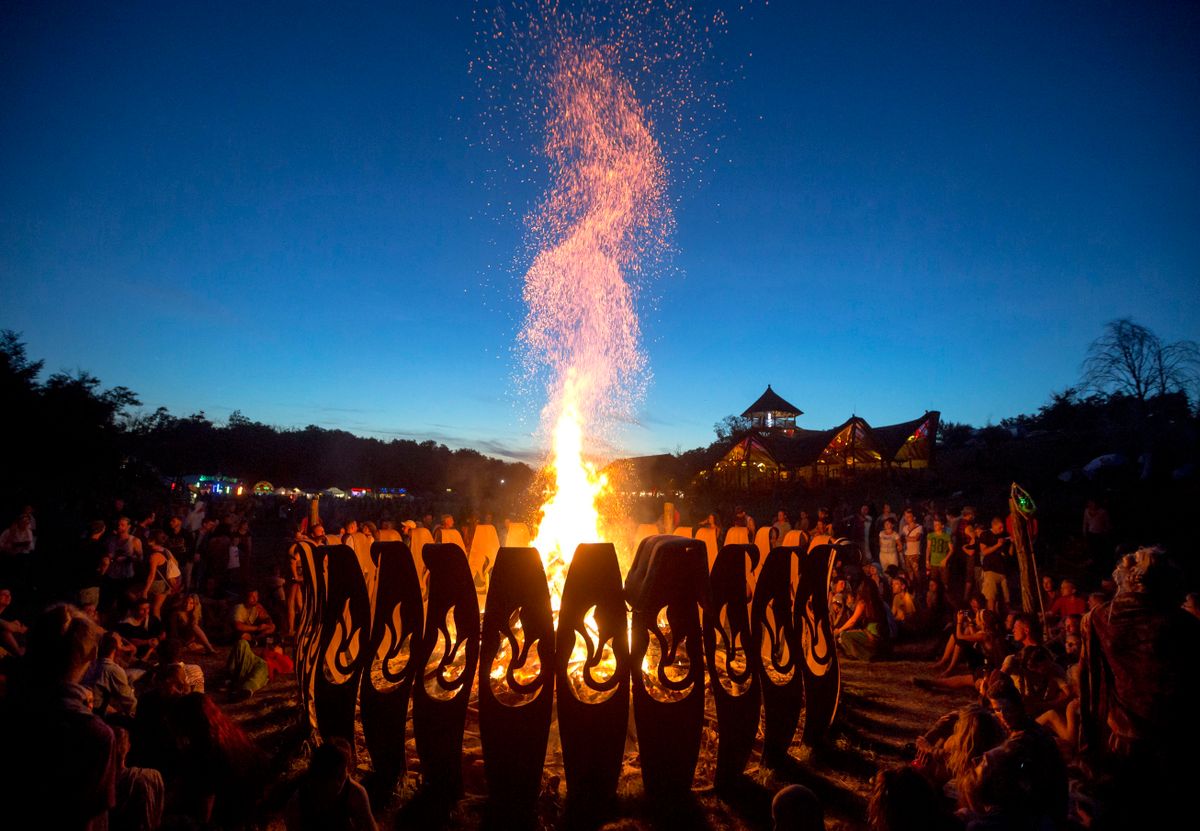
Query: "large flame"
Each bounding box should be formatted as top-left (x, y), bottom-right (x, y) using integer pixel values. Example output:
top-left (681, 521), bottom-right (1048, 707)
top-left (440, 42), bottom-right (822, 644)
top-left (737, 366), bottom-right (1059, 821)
top-left (520, 37), bottom-right (669, 605)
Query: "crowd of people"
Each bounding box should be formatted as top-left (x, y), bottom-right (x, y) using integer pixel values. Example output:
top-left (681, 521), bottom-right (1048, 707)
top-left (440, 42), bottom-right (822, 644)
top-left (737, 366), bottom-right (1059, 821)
top-left (0, 493), bottom-right (1195, 830)
top-left (726, 500), bottom-right (1199, 830)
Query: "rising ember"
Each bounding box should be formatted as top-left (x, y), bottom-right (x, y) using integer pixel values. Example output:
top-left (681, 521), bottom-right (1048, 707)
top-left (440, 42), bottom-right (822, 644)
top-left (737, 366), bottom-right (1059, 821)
top-left (519, 36), bottom-right (671, 597)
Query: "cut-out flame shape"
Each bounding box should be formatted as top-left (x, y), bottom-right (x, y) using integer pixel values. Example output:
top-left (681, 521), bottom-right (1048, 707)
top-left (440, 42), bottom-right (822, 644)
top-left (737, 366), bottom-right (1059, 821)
top-left (641, 605), bottom-right (695, 703)
top-left (566, 604), bottom-right (619, 704)
top-left (713, 602), bottom-right (752, 696)
top-left (323, 598), bottom-right (361, 685)
top-left (799, 594), bottom-right (832, 677)
top-left (369, 601), bottom-right (413, 692)
top-left (488, 607), bottom-right (545, 707)
top-left (423, 605), bottom-right (469, 701)
top-left (761, 596), bottom-right (795, 685)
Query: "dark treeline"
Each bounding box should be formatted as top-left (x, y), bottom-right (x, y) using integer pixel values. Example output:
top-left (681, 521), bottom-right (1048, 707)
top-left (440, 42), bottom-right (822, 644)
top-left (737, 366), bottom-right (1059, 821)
top-left (0, 332), bottom-right (535, 532)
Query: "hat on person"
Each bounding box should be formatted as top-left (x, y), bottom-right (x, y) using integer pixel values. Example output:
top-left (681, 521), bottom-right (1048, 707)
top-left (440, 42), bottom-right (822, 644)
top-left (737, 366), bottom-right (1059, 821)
top-left (400, 520), bottom-right (417, 530)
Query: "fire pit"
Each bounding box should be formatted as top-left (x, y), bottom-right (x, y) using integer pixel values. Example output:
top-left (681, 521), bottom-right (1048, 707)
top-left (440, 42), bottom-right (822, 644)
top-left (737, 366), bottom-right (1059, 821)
top-left (293, 530), bottom-right (841, 821)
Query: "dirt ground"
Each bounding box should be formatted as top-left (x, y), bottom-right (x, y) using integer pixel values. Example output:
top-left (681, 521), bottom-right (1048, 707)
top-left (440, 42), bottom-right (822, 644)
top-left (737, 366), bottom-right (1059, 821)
top-left (210, 635), bottom-right (970, 830)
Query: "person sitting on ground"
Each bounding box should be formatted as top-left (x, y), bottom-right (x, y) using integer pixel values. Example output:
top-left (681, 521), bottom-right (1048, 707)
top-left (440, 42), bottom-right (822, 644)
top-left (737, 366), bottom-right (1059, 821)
top-left (924, 576), bottom-right (950, 632)
top-left (1046, 579), bottom-right (1086, 623)
top-left (0, 603), bottom-right (118, 828)
top-left (920, 608), bottom-right (1008, 688)
top-left (868, 764), bottom-right (959, 831)
top-left (109, 726), bottom-right (165, 831)
top-left (890, 575), bottom-right (920, 637)
top-left (770, 783), bottom-right (824, 831)
top-left (159, 638), bottom-right (205, 693)
top-left (828, 578), bottom-right (851, 630)
top-left (115, 598), bottom-right (163, 662)
top-left (285, 737), bottom-right (378, 831)
top-left (836, 578), bottom-right (890, 661)
top-left (88, 631), bottom-right (138, 719)
top-left (1008, 613), bottom-right (1040, 651)
top-left (231, 589), bottom-right (276, 645)
top-left (1184, 591), bottom-right (1200, 622)
top-left (224, 635), bottom-right (269, 700)
top-left (913, 700), bottom-right (1006, 791)
top-left (1035, 662), bottom-right (1081, 753)
top-left (958, 676), bottom-right (1069, 828)
top-left (170, 593), bottom-right (216, 654)
top-left (0, 587), bottom-right (27, 656)
top-left (1003, 643), bottom-right (1071, 720)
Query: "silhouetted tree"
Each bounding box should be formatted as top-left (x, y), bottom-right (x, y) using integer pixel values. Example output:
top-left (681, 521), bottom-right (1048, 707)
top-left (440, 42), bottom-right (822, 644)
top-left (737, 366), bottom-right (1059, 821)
top-left (1081, 318), bottom-right (1200, 407)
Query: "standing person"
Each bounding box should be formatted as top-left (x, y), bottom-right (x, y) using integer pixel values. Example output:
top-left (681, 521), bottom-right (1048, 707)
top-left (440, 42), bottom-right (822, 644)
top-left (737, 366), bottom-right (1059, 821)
top-left (190, 517), bottom-right (217, 594)
top-left (733, 506), bottom-right (756, 538)
top-left (226, 522), bottom-right (253, 593)
top-left (978, 517), bottom-right (1012, 611)
top-left (77, 520), bottom-right (109, 608)
top-left (184, 500), bottom-right (207, 534)
top-left (106, 517), bottom-right (144, 593)
top-left (1081, 499), bottom-right (1112, 565)
top-left (878, 519), bottom-right (902, 575)
top-left (853, 505), bottom-right (874, 562)
top-left (164, 515), bottom-right (192, 593)
top-left (957, 520), bottom-right (980, 605)
top-left (925, 517), bottom-right (953, 590)
top-left (903, 514), bottom-right (925, 588)
top-left (770, 511), bottom-right (791, 546)
top-left (139, 532), bottom-right (171, 620)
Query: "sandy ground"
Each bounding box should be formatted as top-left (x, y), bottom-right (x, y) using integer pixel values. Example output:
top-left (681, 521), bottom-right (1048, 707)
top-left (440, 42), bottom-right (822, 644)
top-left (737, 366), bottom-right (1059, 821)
top-left (206, 635), bottom-right (970, 830)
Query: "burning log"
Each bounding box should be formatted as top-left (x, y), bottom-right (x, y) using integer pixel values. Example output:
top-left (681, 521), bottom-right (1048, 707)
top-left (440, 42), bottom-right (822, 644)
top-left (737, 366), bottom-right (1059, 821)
top-left (704, 543), bottom-right (762, 787)
top-left (479, 546), bottom-right (555, 826)
top-left (626, 535), bottom-right (709, 797)
top-left (411, 542), bottom-right (479, 798)
top-left (554, 542), bottom-right (630, 818)
top-left (314, 544), bottom-right (371, 746)
top-left (751, 544), bottom-right (805, 767)
top-left (797, 543), bottom-right (842, 746)
top-left (359, 541), bottom-right (423, 787)
top-left (292, 539), bottom-right (325, 733)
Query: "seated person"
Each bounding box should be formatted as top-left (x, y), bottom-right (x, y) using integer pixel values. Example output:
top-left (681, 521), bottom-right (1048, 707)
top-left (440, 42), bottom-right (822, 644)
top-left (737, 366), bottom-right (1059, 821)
top-left (0, 587), bottom-right (27, 657)
top-left (115, 599), bottom-right (163, 661)
top-left (1046, 579), bottom-right (1086, 623)
top-left (109, 726), bottom-right (165, 831)
top-left (958, 677), bottom-right (1069, 828)
top-left (285, 738), bottom-right (377, 831)
top-left (159, 639), bottom-right (205, 694)
top-left (169, 594), bottom-right (215, 654)
top-left (231, 589), bottom-right (276, 644)
top-left (87, 631), bottom-right (138, 719)
top-left (890, 575), bottom-right (919, 636)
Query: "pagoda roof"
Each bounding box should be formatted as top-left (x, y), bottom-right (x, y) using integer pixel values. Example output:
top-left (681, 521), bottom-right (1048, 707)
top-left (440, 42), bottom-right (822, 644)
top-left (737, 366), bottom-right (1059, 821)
top-left (741, 385), bottom-right (803, 418)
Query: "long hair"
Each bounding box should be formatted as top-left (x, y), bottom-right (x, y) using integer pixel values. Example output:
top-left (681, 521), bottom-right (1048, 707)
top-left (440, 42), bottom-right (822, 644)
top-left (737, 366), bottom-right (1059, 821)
top-left (858, 577), bottom-right (886, 624)
top-left (946, 706), bottom-right (1006, 781)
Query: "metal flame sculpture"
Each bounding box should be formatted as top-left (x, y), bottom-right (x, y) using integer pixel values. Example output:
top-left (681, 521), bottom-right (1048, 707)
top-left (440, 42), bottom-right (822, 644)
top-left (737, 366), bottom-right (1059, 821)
top-left (751, 545), bottom-right (806, 767)
top-left (627, 535), bottom-right (708, 796)
top-left (359, 541), bottom-right (422, 786)
top-left (412, 542), bottom-right (479, 797)
top-left (554, 542), bottom-right (630, 817)
top-left (314, 544), bottom-right (370, 745)
top-left (479, 547), bottom-right (555, 825)
top-left (797, 543), bottom-right (842, 746)
top-left (705, 544), bottom-right (762, 786)
top-left (292, 539), bottom-right (326, 733)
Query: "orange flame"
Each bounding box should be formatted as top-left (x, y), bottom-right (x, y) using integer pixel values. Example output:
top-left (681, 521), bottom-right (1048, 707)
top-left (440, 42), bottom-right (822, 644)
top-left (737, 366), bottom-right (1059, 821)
top-left (520, 38), bottom-right (669, 604)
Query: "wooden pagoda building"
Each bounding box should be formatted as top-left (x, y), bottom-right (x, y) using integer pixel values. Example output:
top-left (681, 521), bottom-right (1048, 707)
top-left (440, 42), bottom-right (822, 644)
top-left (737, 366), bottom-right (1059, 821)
top-left (702, 386), bottom-right (940, 488)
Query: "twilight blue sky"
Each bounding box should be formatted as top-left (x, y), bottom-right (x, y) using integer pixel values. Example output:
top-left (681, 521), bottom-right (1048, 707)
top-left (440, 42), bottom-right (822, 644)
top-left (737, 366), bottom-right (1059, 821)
top-left (2, 1), bottom-right (1198, 462)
